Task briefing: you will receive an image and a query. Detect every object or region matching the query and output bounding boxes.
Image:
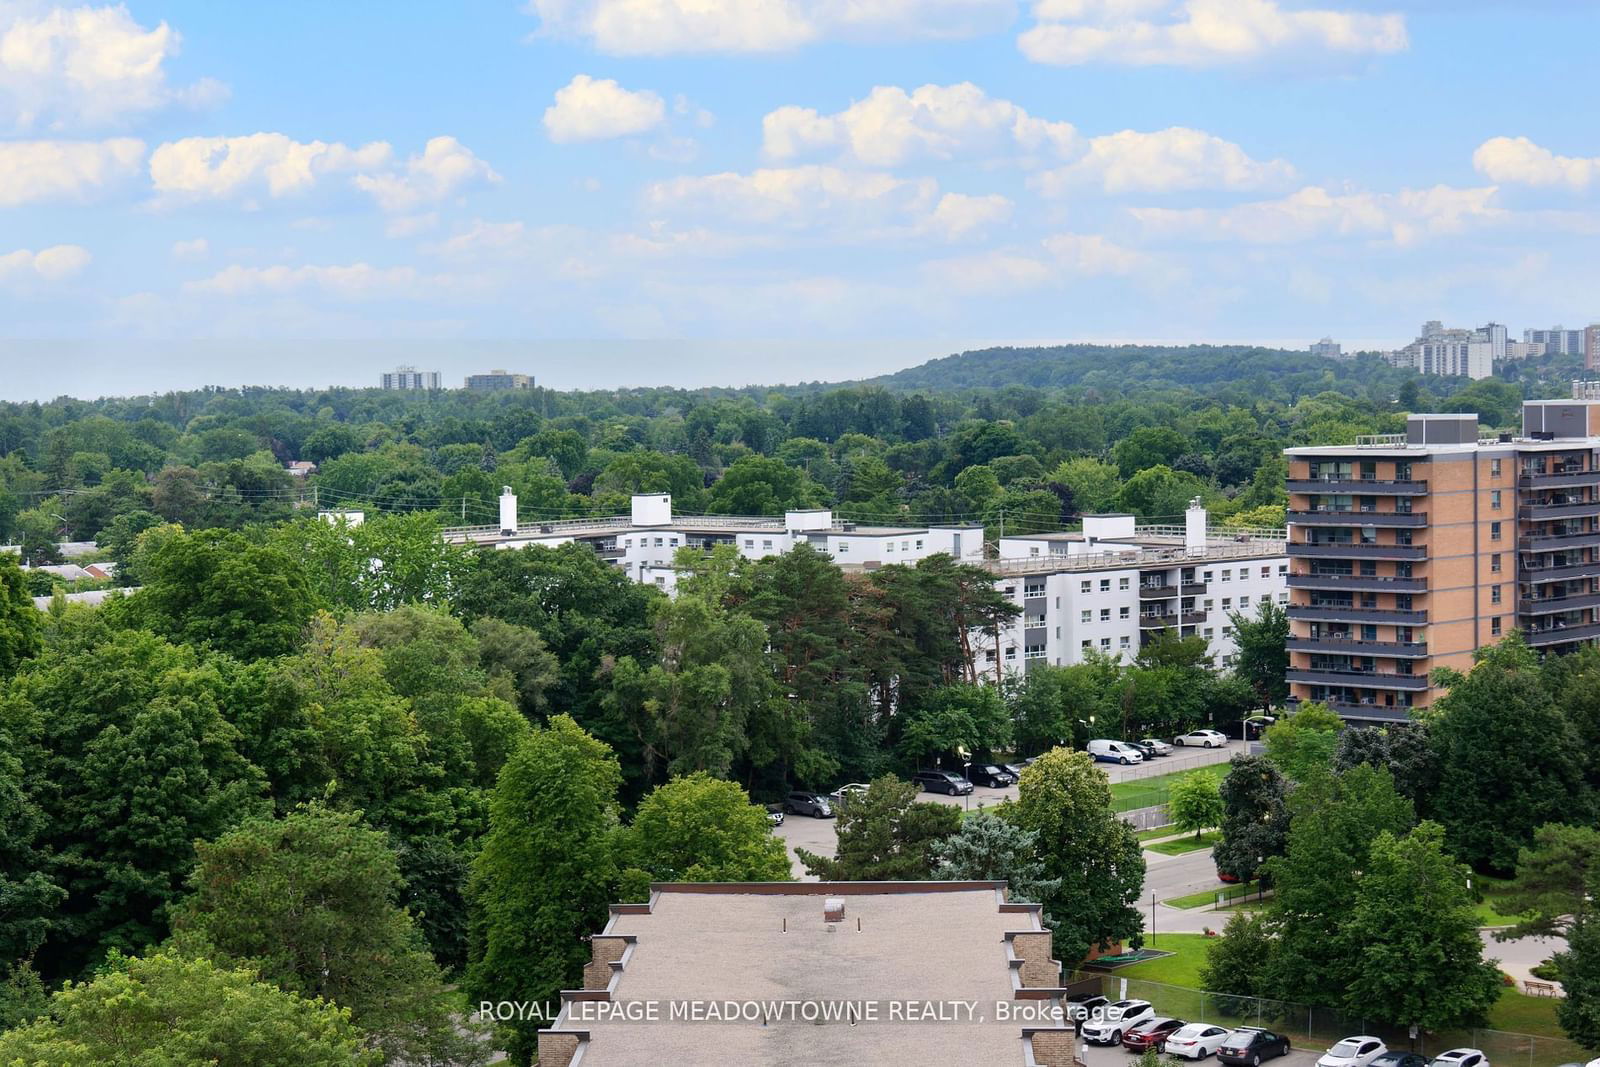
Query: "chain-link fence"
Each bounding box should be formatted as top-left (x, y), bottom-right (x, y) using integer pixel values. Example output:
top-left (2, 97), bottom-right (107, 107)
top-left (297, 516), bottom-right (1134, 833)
top-left (1071, 973), bottom-right (1588, 1067)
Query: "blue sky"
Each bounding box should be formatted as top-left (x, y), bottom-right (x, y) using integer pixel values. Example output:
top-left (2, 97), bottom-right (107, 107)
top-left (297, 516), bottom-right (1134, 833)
top-left (2, 0), bottom-right (1599, 398)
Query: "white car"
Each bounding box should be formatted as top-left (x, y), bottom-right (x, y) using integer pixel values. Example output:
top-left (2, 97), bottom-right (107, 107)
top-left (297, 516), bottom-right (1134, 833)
top-left (1430, 1050), bottom-right (1489, 1067)
top-left (829, 783), bottom-right (870, 803)
top-left (1165, 1023), bottom-right (1231, 1059)
top-left (1175, 729), bottom-right (1228, 748)
top-left (1139, 737), bottom-right (1174, 756)
top-left (1079, 999), bottom-right (1153, 1045)
top-left (1319, 1036), bottom-right (1389, 1067)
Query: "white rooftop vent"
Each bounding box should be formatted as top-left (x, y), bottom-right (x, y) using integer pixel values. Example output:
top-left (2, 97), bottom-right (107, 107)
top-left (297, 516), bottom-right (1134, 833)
top-left (823, 898), bottom-right (845, 923)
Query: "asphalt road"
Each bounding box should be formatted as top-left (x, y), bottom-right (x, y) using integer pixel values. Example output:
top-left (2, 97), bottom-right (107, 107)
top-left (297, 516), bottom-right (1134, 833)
top-left (773, 740), bottom-right (1251, 881)
top-left (1080, 1034), bottom-right (1325, 1067)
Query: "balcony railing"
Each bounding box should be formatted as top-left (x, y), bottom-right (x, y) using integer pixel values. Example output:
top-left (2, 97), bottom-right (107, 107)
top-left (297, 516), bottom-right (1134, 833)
top-left (1138, 584), bottom-right (1178, 599)
top-left (1519, 592), bottom-right (1600, 616)
top-left (1520, 531), bottom-right (1600, 552)
top-left (1520, 501), bottom-right (1600, 521)
top-left (1181, 611), bottom-right (1206, 624)
top-left (1287, 635), bottom-right (1428, 658)
top-left (1287, 478), bottom-right (1428, 496)
top-left (1181, 581), bottom-right (1208, 595)
top-left (1138, 613), bottom-right (1179, 629)
top-left (1287, 668), bottom-right (1430, 691)
top-left (1522, 560), bottom-right (1600, 582)
top-left (1287, 604), bottom-right (1428, 625)
top-left (1325, 701), bottom-right (1418, 722)
top-left (1525, 622), bottom-right (1600, 647)
top-left (1288, 510), bottom-right (1427, 527)
top-left (1288, 573), bottom-right (1428, 593)
top-left (1288, 542), bottom-right (1427, 561)
top-left (1520, 470), bottom-right (1600, 489)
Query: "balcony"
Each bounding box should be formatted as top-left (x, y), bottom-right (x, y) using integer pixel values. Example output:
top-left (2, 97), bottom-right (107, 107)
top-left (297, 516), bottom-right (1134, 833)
top-left (1520, 501), bottom-right (1600, 521)
top-left (1139, 613), bottom-right (1179, 629)
top-left (1288, 573), bottom-right (1428, 594)
top-left (1287, 635), bottom-right (1429, 658)
top-left (1181, 581), bottom-right (1207, 595)
top-left (1287, 668), bottom-right (1430, 692)
top-left (1288, 510), bottom-right (1427, 528)
top-left (1520, 592), bottom-right (1600, 616)
top-left (1325, 701), bottom-right (1418, 723)
top-left (1520, 469), bottom-right (1600, 489)
top-left (1138, 584), bottom-right (1178, 599)
top-left (1520, 530), bottom-right (1600, 552)
top-left (1181, 611), bottom-right (1206, 625)
top-left (1288, 542), bottom-right (1427, 561)
top-left (593, 542), bottom-right (625, 559)
top-left (1525, 622), bottom-right (1600, 647)
top-left (1288, 604), bottom-right (1428, 626)
top-left (1287, 477), bottom-right (1429, 496)
top-left (1524, 561), bottom-right (1600, 583)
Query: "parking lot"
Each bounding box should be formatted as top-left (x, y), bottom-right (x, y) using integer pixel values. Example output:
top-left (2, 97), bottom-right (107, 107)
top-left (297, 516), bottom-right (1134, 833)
top-left (773, 739), bottom-right (1250, 880)
top-left (1077, 1030), bottom-right (1325, 1067)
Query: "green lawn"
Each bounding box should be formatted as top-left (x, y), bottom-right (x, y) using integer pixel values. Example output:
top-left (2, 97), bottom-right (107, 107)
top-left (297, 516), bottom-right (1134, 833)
top-left (1147, 831), bottom-right (1221, 856)
top-left (1138, 825), bottom-right (1181, 842)
top-left (1116, 933), bottom-right (1213, 988)
top-left (1163, 881), bottom-right (1258, 909)
top-left (1487, 987), bottom-right (1562, 1035)
top-left (1109, 769), bottom-right (1196, 812)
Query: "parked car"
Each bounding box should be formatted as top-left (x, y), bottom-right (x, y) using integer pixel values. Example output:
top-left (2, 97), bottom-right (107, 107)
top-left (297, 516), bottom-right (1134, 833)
top-left (1080, 1000), bottom-right (1154, 1045)
top-left (1087, 739), bottom-right (1146, 765)
top-left (1064, 993), bottom-right (1107, 1034)
top-left (969, 764), bottom-right (1017, 788)
top-left (1429, 1050), bottom-right (1489, 1067)
top-left (1127, 739), bottom-right (1161, 760)
top-left (829, 782), bottom-right (870, 803)
top-left (1138, 737), bottom-right (1174, 756)
top-left (1242, 715), bottom-right (1276, 739)
top-left (1218, 1027), bottom-right (1291, 1066)
top-left (1318, 1036), bottom-right (1388, 1067)
top-left (782, 790), bottom-right (834, 818)
top-left (913, 769), bottom-right (974, 796)
top-left (1003, 762), bottom-right (1028, 779)
top-left (1175, 729), bottom-right (1228, 748)
top-left (765, 803), bottom-right (785, 826)
top-left (1216, 868), bottom-right (1242, 884)
top-left (1371, 1053), bottom-right (1428, 1067)
top-left (1123, 1017), bottom-right (1187, 1053)
top-left (1165, 1023), bottom-right (1232, 1059)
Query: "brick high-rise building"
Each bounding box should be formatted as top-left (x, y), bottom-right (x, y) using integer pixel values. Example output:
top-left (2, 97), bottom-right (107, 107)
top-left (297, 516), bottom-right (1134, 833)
top-left (1285, 402), bottom-right (1600, 721)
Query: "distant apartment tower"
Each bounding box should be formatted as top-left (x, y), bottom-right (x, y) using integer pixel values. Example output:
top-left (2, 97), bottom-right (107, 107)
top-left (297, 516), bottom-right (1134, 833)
top-left (380, 365), bottom-right (440, 390)
top-left (1587, 325), bottom-right (1600, 370)
top-left (1396, 321), bottom-right (1496, 380)
top-left (465, 369), bottom-right (534, 390)
top-left (1526, 326), bottom-right (1588, 357)
top-left (1310, 337), bottom-right (1343, 360)
top-left (1285, 402), bottom-right (1600, 721)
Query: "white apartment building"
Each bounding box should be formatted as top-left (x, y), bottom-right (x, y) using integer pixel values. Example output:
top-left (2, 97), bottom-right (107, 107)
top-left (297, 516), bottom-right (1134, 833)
top-left (1310, 337), bottom-right (1344, 360)
top-left (1526, 327), bottom-right (1588, 357)
top-left (380, 365), bottom-right (442, 390)
top-left (975, 504), bottom-right (1288, 678)
top-left (441, 490), bottom-right (985, 592)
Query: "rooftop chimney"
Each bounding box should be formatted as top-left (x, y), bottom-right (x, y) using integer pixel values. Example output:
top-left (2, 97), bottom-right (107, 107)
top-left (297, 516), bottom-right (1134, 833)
top-left (823, 898), bottom-right (845, 924)
top-left (1185, 498), bottom-right (1207, 553)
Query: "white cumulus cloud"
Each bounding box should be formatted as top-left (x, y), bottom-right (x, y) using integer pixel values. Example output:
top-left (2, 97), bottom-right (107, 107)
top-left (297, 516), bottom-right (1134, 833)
top-left (352, 136), bottom-right (499, 212)
top-left (170, 237), bottom-right (208, 260)
top-left (1018, 0), bottom-right (1407, 68)
top-left (149, 133), bottom-right (393, 201)
top-left (922, 231), bottom-right (1150, 293)
top-left (526, 0), bottom-right (1016, 55)
top-left (0, 243), bottom-right (91, 282)
top-left (1132, 184), bottom-right (1500, 246)
top-left (929, 192), bottom-right (1013, 239)
top-left (762, 82), bottom-right (1077, 166)
top-left (1032, 126), bottom-right (1295, 194)
top-left (645, 164), bottom-right (940, 231)
top-left (0, 137), bottom-right (143, 205)
top-left (544, 74), bottom-right (667, 143)
top-left (1473, 136), bottom-right (1600, 191)
top-left (185, 262), bottom-right (438, 300)
top-left (0, 4), bottom-right (225, 129)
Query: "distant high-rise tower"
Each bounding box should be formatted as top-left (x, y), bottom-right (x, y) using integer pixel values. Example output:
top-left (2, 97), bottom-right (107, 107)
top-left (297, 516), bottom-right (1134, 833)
top-left (1310, 337), bottom-right (1343, 359)
top-left (465, 369), bottom-right (535, 390)
top-left (381, 366), bottom-right (441, 390)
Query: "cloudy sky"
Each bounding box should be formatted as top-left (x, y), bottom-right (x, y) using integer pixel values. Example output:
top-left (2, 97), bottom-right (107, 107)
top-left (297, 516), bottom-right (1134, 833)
top-left (1, 0), bottom-right (1598, 397)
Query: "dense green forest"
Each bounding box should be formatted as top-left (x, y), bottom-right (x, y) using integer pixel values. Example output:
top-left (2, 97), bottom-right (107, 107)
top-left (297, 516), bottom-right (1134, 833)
top-left (0, 344), bottom-right (1567, 569)
top-left (0, 343), bottom-right (1592, 1063)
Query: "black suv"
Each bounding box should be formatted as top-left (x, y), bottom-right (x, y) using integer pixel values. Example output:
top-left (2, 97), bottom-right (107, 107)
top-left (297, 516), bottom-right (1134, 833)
top-left (1064, 993), bottom-right (1107, 1035)
top-left (783, 791), bottom-right (834, 818)
top-left (1218, 1027), bottom-right (1291, 1066)
top-left (914, 769), bottom-right (974, 795)
top-left (969, 764), bottom-right (1017, 788)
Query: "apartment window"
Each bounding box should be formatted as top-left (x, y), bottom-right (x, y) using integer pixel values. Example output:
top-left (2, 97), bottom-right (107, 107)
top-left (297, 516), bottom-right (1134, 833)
top-left (1490, 490), bottom-right (1502, 510)
top-left (1278, 564), bottom-right (1288, 575)
top-left (744, 539), bottom-right (754, 548)
top-left (837, 542), bottom-right (848, 553)
top-left (1203, 599), bottom-right (1214, 610)
top-left (1203, 628), bottom-right (1214, 638)
top-left (1100, 579), bottom-right (1111, 592)
top-left (1491, 617), bottom-right (1503, 636)
top-left (1222, 598), bottom-right (1233, 610)
top-left (1203, 570), bottom-right (1213, 581)
top-left (1222, 625), bottom-right (1233, 637)
top-left (1119, 606), bottom-right (1130, 619)
top-left (624, 538), bottom-right (633, 548)
top-left (1005, 647), bottom-right (1016, 660)
top-left (1082, 640), bottom-right (1092, 649)
top-left (1240, 595), bottom-right (1251, 608)
top-left (1491, 521), bottom-right (1502, 541)
top-left (1120, 636), bottom-right (1131, 648)
top-left (1100, 608), bottom-right (1111, 622)
top-left (1055, 627), bottom-right (1060, 638)
top-left (1055, 596), bottom-right (1060, 608)
top-left (1278, 592), bottom-right (1289, 603)
top-left (1080, 580), bottom-right (1091, 593)
top-left (915, 540), bottom-right (923, 550)
top-left (1491, 585), bottom-right (1502, 605)
top-left (1119, 577), bottom-right (1131, 590)
top-left (1261, 566), bottom-right (1270, 578)
top-left (1221, 569), bottom-right (1232, 582)
top-left (887, 542), bottom-right (896, 553)
top-left (1491, 553), bottom-right (1502, 573)
top-left (1004, 586), bottom-right (1016, 597)
top-left (1491, 458), bottom-right (1501, 477)
top-left (669, 537), bottom-right (678, 547)
top-left (1081, 610), bottom-right (1092, 624)
top-left (761, 539), bottom-right (772, 549)
top-left (1100, 638), bottom-right (1111, 648)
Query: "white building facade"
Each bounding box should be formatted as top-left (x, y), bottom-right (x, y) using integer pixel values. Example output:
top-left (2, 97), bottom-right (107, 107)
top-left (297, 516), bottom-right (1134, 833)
top-left (380, 366), bottom-right (442, 390)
